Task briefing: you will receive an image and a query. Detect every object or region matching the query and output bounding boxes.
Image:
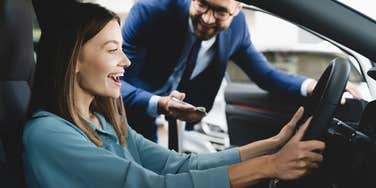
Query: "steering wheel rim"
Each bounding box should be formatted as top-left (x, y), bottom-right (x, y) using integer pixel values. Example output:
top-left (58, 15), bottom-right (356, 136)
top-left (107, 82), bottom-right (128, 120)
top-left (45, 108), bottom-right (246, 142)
top-left (302, 57), bottom-right (350, 141)
top-left (270, 58), bottom-right (351, 188)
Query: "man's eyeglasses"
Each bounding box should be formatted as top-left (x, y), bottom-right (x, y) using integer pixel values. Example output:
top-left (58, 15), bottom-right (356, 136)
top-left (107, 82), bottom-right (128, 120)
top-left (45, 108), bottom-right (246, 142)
top-left (193, 0), bottom-right (238, 21)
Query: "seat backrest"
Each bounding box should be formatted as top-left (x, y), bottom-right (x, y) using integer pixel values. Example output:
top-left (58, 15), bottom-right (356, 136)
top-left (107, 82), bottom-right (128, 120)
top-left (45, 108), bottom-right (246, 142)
top-left (0, 0), bottom-right (35, 186)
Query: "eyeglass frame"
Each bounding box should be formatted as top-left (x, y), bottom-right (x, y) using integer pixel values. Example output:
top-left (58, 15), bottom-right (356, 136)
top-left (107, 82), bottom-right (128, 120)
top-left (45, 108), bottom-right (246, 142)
top-left (192, 0), bottom-right (239, 21)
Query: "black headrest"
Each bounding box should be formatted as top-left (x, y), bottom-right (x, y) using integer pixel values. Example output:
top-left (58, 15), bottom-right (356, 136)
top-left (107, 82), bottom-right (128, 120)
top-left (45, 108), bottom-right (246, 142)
top-left (0, 0), bottom-right (34, 83)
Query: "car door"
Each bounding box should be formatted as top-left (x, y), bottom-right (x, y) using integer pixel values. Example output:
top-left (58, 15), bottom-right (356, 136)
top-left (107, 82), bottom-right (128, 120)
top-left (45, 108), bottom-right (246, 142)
top-left (225, 7), bottom-right (369, 146)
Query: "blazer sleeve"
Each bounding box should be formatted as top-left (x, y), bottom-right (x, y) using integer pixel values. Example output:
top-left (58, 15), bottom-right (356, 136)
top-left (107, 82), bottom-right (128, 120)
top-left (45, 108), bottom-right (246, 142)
top-left (120, 79), bottom-right (153, 113)
top-left (231, 13), bottom-right (307, 95)
top-left (23, 117), bottom-right (237, 188)
top-left (120, 0), bottom-right (168, 112)
top-left (127, 127), bottom-right (240, 175)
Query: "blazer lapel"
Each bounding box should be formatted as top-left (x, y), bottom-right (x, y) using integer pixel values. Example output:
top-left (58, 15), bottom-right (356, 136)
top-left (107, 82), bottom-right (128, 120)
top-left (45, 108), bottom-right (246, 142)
top-left (179, 31), bottom-right (196, 63)
top-left (215, 29), bottom-right (231, 75)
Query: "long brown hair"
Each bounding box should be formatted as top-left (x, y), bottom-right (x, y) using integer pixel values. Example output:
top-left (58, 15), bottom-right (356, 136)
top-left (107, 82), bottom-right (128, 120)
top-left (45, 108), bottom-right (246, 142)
top-left (31, 2), bottom-right (127, 146)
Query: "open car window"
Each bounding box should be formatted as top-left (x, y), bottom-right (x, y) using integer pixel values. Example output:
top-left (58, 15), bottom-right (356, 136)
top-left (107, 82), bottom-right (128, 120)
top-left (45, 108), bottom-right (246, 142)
top-left (227, 7), bottom-right (364, 84)
top-left (335, 0), bottom-right (376, 22)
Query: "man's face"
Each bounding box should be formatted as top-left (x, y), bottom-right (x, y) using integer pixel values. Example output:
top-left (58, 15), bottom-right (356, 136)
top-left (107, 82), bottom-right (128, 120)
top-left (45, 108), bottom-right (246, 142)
top-left (189, 0), bottom-right (240, 40)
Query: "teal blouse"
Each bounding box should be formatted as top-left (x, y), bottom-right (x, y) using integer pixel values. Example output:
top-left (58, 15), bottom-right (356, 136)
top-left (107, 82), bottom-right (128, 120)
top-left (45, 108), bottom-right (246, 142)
top-left (23, 111), bottom-right (240, 188)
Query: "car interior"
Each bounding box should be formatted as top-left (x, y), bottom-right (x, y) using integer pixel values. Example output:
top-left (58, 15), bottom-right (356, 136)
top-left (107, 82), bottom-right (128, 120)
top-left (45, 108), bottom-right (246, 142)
top-left (0, 0), bottom-right (34, 186)
top-left (225, 0), bottom-right (376, 187)
top-left (1, 0), bottom-right (376, 187)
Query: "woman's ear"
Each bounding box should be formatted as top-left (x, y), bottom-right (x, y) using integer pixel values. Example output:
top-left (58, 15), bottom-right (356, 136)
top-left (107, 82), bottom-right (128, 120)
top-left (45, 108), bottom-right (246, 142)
top-left (76, 51), bottom-right (84, 73)
top-left (75, 60), bottom-right (81, 73)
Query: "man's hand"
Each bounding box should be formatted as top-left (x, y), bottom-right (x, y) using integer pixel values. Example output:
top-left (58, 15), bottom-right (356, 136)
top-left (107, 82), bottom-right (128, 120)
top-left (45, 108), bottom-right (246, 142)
top-left (307, 80), bottom-right (362, 104)
top-left (158, 90), bottom-right (206, 122)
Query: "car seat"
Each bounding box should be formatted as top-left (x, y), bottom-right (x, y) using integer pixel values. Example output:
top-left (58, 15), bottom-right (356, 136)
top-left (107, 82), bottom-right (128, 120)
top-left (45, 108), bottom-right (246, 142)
top-left (0, 0), bottom-right (35, 186)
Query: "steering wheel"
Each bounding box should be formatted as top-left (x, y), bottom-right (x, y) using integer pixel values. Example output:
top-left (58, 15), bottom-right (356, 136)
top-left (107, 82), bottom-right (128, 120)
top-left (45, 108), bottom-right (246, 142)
top-left (269, 58), bottom-right (351, 188)
top-left (302, 57), bottom-right (350, 141)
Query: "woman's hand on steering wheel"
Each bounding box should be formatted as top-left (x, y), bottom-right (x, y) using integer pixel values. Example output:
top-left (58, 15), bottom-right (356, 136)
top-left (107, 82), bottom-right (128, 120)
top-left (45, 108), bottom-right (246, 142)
top-left (268, 115), bottom-right (325, 180)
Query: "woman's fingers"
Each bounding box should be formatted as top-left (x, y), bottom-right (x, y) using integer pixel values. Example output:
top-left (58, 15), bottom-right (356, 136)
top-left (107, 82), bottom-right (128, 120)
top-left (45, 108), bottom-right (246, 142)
top-left (292, 117), bottom-right (312, 142)
top-left (298, 151), bottom-right (324, 164)
top-left (300, 140), bottom-right (325, 153)
top-left (287, 107), bottom-right (304, 128)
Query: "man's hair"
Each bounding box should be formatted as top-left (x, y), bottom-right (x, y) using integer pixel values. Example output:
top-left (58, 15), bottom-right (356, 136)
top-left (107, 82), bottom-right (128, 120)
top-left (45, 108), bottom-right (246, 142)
top-left (30, 2), bottom-right (127, 146)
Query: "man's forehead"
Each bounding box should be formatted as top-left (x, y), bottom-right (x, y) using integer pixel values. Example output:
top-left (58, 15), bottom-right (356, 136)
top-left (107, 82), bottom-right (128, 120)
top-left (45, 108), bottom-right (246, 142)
top-left (204, 0), bottom-right (237, 8)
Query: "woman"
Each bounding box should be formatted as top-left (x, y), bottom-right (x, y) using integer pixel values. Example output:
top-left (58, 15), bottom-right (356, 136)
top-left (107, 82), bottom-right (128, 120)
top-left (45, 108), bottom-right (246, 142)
top-left (23, 2), bottom-right (325, 188)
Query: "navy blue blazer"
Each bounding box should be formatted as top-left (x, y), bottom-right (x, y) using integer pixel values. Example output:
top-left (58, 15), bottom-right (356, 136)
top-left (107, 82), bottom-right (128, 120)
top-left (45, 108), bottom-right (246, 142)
top-left (121, 0), bottom-right (306, 113)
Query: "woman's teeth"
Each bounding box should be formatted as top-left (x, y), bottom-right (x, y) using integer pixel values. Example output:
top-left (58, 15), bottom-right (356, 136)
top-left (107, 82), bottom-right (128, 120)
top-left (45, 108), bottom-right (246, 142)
top-left (108, 73), bottom-right (124, 82)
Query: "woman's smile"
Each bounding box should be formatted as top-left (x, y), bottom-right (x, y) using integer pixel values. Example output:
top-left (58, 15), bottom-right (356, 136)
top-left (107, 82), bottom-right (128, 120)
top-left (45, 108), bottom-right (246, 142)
top-left (108, 72), bottom-right (123, 87)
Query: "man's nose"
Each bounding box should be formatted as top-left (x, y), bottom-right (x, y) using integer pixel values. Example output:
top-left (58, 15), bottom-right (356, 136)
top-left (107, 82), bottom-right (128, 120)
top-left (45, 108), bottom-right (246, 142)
top-left (201, 9), bottom-right (216, 24)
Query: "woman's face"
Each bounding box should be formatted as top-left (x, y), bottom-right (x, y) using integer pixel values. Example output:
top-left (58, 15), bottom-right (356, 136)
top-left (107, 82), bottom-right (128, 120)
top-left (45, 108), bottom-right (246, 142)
top-left (76, 19), bottom-right (130, 99)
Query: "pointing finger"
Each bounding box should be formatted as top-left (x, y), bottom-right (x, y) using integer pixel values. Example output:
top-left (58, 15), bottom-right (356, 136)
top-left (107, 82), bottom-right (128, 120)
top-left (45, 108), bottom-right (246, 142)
top-left (293, 116), bottom-right (312, 141)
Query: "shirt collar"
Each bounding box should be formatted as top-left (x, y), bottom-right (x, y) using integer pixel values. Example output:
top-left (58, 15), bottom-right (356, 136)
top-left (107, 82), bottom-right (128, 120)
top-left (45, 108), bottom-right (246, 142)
top-left (83, 113), bottom-right (115, 136)
top-left (31, 110), bottom-right (118, 140)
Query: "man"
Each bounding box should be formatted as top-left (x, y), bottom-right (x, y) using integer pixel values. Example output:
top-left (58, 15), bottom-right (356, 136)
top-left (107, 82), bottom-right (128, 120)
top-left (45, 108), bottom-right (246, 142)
top-left (121, 0), bottom-right (360, 142)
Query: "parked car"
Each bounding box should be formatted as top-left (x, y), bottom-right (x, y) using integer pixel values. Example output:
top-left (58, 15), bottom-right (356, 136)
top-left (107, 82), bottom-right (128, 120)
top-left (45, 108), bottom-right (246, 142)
top-left (180, 10), bottom-right (372, 154)
top-left (179, 0), bottom-right (376, 187)
top-left (180, 41), bottom-right (371, 153)
top-left (2, 0), bottom-right (376, 187)
top-left (226, 1), bottom-right (376, 187)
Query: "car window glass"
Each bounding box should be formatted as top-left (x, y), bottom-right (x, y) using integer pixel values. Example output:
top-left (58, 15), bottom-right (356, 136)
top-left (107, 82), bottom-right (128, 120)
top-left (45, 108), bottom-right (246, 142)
top-left (227, 8), bottom-right (363, 83)
top-left (335, 0), bottom-right (376, 22)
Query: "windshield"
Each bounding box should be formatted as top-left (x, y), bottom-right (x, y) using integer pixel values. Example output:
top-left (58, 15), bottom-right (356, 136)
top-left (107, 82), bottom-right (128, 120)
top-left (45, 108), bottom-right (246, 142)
top-left (335, 0), bottom-right (376, 21)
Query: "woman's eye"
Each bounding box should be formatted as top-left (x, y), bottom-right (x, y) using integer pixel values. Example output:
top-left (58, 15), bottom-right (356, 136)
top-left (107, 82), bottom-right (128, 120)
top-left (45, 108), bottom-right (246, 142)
top-left (109, 48), bottom-right (118, 53)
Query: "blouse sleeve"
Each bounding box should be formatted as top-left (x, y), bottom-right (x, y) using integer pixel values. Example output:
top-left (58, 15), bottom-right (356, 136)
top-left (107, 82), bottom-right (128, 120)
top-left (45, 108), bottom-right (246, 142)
top-left (126, 127), bottom-right (240, 175)
top-left (23, 117), bottom-right (236, 188)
